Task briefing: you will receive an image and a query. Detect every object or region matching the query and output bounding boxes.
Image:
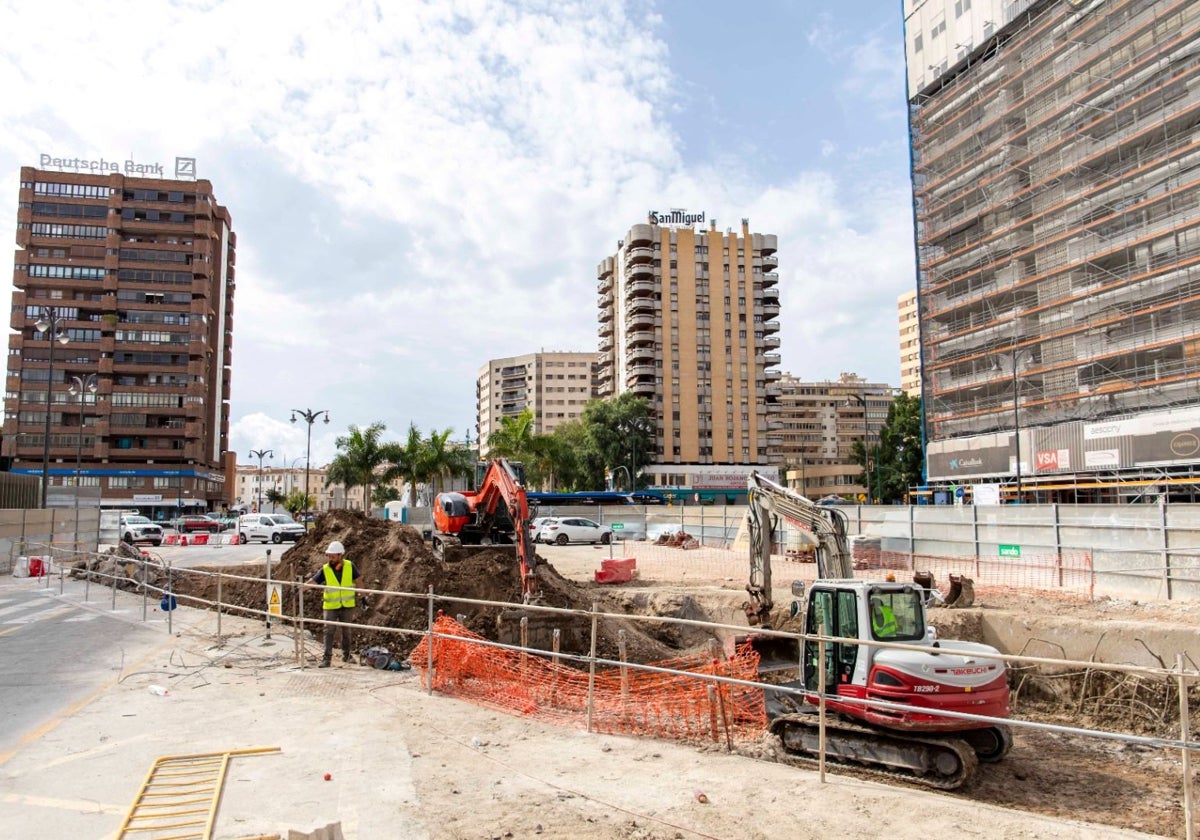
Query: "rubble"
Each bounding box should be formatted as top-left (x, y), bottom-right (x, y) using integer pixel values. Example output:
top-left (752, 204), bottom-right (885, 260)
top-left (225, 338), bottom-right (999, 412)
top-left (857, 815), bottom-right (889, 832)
top-left (168, 509), bottom-right (711, 663)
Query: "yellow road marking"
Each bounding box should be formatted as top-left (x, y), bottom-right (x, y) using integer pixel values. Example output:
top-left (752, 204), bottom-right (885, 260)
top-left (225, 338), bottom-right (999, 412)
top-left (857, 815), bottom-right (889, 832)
top-left (0, 635), bottom-right (176, 767)
top-left (0, 791), bottom-right (124, 815)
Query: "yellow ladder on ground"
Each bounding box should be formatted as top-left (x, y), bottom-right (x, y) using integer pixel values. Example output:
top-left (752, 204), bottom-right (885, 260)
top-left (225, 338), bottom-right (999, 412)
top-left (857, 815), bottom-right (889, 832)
top-left (115, 746), bottom-right (280, 839)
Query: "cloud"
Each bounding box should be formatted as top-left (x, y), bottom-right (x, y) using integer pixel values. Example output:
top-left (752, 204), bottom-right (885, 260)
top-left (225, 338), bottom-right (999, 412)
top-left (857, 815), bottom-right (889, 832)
top-left (0, 1), bottom-right (913, 468)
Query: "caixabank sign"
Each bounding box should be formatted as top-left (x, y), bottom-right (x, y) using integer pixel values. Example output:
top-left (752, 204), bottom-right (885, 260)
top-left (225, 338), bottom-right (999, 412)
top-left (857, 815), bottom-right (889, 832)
top-left (927, 406), bottom-right (1200, 481)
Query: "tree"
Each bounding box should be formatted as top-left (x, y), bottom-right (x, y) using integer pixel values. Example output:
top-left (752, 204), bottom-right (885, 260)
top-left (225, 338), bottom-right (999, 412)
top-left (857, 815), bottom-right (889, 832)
top-left (548, 419), bottom-right (604, 490)
top-left (372, 485), bottom-right (400, 506)
top-left (423, 427), bottom-right (474, 496)
top-left (284, 490), bottom-right (313, 517)
top-left (873, 393), bottom-right (925, 503)
top-left (581, 393), bottom-right (654, 488)
top-left (487, 409), bottom-right (536, 462)
top-left (326, 422), bottom-right (389, 511)
top-left (383, 422), bottom-right (432, 507)
top-left (264, 487), bottom-right (287, 513)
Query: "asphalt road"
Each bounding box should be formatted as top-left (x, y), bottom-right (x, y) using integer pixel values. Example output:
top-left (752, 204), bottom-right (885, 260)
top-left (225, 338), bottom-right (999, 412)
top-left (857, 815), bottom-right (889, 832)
top-left (0, 577), bottom-right (170, 763)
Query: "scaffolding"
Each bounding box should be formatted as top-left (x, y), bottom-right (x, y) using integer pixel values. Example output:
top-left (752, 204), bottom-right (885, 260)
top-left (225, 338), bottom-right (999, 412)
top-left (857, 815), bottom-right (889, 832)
top-left (914, 0), bottom-right (1200, 498)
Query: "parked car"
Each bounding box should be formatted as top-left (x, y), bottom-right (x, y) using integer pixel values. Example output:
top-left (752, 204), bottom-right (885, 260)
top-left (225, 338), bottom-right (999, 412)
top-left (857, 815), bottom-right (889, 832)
top-left (537, 516), bottom-right (612, 546)
top-left (238, 513), bottom-right (306, 544)
top-left (120, 515), bottom-right (163, 546)
top-left (174, 514), bottom-right (222, 534)
top-left (529, 516), bottom-right (550, 543)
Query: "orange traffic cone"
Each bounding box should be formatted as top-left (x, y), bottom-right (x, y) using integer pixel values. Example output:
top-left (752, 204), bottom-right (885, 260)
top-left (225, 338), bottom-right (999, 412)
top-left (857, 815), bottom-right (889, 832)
top-left (228, 532), bottom-right (240, 545)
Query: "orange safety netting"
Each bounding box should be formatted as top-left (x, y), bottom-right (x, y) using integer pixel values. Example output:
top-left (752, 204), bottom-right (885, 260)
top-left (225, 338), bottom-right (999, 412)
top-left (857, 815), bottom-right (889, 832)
top-left (411, 615), bottom-right (767, 744)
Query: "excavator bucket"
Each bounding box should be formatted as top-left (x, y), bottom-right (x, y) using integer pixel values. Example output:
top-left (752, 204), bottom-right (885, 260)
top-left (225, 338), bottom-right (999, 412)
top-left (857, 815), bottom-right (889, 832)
top-left (913, 570), bottom-right (936, 599)
top-left (946, 574), bottom-right (975, 608)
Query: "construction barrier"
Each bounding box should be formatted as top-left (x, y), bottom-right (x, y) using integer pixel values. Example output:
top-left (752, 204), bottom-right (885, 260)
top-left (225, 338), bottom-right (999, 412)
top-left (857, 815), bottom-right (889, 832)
top-left (595, 557), bottom-right (636, 584)
top-left (412, 615), bottom-right (767, 744)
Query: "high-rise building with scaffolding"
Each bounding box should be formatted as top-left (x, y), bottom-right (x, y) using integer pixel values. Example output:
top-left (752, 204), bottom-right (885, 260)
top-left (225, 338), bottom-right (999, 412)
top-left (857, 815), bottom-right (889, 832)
top-left (907, 0), bottom-right (1200, 501)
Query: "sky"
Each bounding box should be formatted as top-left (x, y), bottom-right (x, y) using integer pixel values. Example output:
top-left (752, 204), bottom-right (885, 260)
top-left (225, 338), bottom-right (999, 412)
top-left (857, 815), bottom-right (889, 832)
top-left (0, 0), bottom-right (916, 469)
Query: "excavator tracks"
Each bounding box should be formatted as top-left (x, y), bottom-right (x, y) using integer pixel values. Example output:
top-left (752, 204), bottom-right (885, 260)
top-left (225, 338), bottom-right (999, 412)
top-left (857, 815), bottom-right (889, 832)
top-left (770, 713), bottom-right (980, 790)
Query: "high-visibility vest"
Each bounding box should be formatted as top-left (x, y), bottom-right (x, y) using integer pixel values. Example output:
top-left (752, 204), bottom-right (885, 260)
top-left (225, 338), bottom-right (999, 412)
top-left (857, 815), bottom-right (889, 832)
top-left (322, 561), bottom-right (356, 610)
top-left (871, 601), bottom-right (897, 638)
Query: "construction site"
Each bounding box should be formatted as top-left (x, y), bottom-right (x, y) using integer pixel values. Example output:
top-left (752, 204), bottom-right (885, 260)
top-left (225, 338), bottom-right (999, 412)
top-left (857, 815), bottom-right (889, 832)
top-left (47, 507), bottom-right (1192, 838)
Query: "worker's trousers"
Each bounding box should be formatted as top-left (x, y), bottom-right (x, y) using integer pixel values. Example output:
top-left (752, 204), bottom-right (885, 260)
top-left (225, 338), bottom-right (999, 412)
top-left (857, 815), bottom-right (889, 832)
top-left (322, 606), bottom-right (354, 662)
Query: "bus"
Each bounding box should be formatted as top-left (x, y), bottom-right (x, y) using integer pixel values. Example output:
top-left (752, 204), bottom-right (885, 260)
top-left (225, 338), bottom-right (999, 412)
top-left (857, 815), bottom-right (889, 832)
top-left (526, 491), bottom-right (634, 506)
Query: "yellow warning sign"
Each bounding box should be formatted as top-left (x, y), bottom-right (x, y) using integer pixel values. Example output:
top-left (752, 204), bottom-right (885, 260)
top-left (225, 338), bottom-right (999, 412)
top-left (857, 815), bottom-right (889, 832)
top-left (267, 583), bottom-right (282, 617)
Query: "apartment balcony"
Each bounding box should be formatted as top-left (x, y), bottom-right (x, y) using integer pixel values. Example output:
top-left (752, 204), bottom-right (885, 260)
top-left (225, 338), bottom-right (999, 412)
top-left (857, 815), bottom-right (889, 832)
top-left (627, 262), bottom-right (655, 280)
top-left (759, 352), bottom-right (781, 366)
top-left (759, 234), bottom-right (777, 256)
top-left (627, 377), bottom-right (657, 396)
top-left (761, 252), bottom-right (779, 271)
top-left (626, 342), bottom-right (655, 364)
top-left (766, 383), bottom-right (782, 397)
top-left (762, 302), bottom-right (781, 319)
top-left (759, 271), bottom-right (779, 288)
top-left (627, 325), bottom-right (656, 343)
top-left (625, 277), bottom-right (656, 297)
top-left (598, 320), bottom-right (614, 338)
top-left (762, 318), bottom-right (780, 334)
top-left (625, 245), bottom-right (654, 264)
top-left (627, 224), bottom-right (654, 246)
top-left (599, 335), bottom-right (614, 353)
top-left (764, 368), bottom-right (782, 381)
top-left (598, 306), bottom-right (614, 323)
top-left (627, 295), bottom-right (656, 314)
top-left (598, 273), bottom-right (613, 294)
top-left (597, 291), bottom-right (613, 309)
top-left (761, 286), bottom-right (779, 304)
top-left (625, 311), bottom-right (656, 332)
top-left (627, 362), bottom-right (656, 379)
top-left (762, 334), bottom-right (781, 350)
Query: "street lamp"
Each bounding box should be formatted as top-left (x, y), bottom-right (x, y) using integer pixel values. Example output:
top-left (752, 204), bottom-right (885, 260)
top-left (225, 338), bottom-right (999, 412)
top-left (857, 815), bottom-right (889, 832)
top-left (35, 307), bottom-right (71, 508)
top-left (1003, 347), bottom-right (1034, 503)
top-left (618, 417), bottom-right (653, 492)
top-left (68, 374), bottom-right (99, 512)
top-left (846, 394), bottom-right (872, 503)
top-left (249, 448), bottom-right (273, 513)
top-left (290, 409), bottom-right (329, 520)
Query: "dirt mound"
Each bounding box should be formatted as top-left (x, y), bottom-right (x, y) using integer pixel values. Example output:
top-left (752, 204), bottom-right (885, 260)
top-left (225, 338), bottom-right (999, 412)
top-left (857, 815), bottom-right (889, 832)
top-left (174, 509), bottom-right (704, 663)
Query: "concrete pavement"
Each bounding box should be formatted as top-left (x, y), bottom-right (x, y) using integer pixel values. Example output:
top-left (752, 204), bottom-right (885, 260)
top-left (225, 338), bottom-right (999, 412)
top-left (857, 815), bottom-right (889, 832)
top-left (0, 573), bottom-right (431, 839)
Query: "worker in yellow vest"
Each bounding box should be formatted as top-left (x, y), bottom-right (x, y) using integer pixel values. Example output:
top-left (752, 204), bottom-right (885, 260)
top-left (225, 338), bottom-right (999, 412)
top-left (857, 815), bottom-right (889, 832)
top-left (870, 596), bottom-right (898, 639)
top-left (309, 540), bottom-right (361, 667)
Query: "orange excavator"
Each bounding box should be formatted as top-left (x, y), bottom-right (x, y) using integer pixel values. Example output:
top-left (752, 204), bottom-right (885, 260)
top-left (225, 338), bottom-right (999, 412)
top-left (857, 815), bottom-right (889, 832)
top-left (431, 458), bottom-right (538, 601)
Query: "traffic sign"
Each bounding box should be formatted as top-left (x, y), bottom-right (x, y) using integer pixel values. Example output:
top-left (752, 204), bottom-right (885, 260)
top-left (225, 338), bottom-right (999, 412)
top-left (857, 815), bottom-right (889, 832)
top-left (998, 544), bottom-right (1021, 558)
top-left (267, 583), bottom-right (282, 617)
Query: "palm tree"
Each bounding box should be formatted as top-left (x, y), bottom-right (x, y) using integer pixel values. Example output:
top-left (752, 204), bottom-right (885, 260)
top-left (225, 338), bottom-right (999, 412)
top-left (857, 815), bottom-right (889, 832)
top-left (423, 427), bottom-right (475, 496)
top-left (325, 422), bottom-right (389, 511)
top-left (382, 422), bottom-right (430, 508)
top-left (487, 409), bottom-right (535, 461)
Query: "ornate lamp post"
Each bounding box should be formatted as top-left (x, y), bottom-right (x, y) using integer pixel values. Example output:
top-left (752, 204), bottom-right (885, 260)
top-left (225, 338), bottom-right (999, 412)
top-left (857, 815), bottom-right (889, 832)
top-left (249, 448), bottom-right (273, 513)
top-left (290, 409), bottom-right (329, 521)
top-left (68, 374), bottom-right (99, 511)
top-left (618, 417), bottom-right (654, 492)
top-left (35, 307), bottom-right (71, 508)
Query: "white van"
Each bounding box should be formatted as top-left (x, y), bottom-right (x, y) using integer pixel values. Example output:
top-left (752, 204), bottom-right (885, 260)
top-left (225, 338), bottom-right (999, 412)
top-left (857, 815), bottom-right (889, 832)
top-left (238, 513), bottom-right (306, 544)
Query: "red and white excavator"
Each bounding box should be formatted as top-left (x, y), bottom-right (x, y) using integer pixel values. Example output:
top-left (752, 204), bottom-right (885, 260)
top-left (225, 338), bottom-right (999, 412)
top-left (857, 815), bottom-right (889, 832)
top-left (743, 471), bottom-right (1012, 789)
top-left (432, 458), bottom-right (538, 601)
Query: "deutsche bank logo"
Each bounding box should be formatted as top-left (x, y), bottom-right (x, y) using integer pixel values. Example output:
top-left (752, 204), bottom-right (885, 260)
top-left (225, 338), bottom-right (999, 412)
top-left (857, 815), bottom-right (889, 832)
top-left (174, 157), bottom-right (196, 179)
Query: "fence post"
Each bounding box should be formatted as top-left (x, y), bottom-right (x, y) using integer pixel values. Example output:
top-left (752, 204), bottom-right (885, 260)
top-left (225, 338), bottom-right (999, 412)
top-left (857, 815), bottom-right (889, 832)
top-left (84, 549), bottom-right (90, 603)
top-left (216, 572), bottom-right (223, 638)
top-left (296, 576), bottom-right (305, 668)
top-left (111, 563), bottom-right (117, 611)
top-left (264, 548), bottom-right (273, 642)
top-left (426, 585), bottom-right (435, 696)
top-left (141, 557), bottom-right (147, 622)
top-left (818, 634), bottom-right (827, 784)
top-left (1179, 653), bottom-right (1194, 840)
top-left (166, 561), bottom-right (173, 636)
top-left (1161, 500), bottom-right (1173, 601)
top-left (586, 601), bottom-right (598, 733)
top-left (618, 629), bottom-right (628, 702)
top-left (58, 552), bottom-right (64, 595)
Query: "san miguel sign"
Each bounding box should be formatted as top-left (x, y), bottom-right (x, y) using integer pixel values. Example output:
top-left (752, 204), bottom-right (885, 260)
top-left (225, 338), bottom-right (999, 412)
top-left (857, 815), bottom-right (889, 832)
top-left (649, 208), bottom-right (707, 227)
top-left (39, 153), bottom-right (197, 180)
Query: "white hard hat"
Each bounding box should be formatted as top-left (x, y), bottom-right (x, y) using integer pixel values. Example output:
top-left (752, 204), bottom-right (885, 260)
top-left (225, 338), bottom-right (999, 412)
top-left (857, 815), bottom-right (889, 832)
top-left (325, 540), bottom-right (345, 555)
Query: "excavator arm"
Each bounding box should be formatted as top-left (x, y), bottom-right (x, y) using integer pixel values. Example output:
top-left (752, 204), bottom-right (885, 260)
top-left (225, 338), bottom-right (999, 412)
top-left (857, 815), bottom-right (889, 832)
top-left (744, 471), bottom-right (853, 627)
top-left (471, 459), bottom-right (539, 601)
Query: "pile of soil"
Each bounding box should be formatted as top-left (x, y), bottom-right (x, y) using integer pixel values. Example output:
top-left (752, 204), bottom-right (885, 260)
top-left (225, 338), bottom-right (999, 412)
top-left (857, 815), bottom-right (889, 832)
top-left (173, 509), bottom-right (711, 663)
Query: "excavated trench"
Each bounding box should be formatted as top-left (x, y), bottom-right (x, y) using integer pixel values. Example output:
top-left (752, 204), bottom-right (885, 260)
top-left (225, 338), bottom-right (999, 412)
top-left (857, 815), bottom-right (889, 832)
top-left (98, 511), bottom-right (1194, 839)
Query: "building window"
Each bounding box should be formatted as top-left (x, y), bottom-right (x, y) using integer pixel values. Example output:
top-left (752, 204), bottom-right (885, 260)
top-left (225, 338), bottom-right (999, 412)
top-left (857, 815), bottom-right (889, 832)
top-left (954, 0), bottom-right (970, 16)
